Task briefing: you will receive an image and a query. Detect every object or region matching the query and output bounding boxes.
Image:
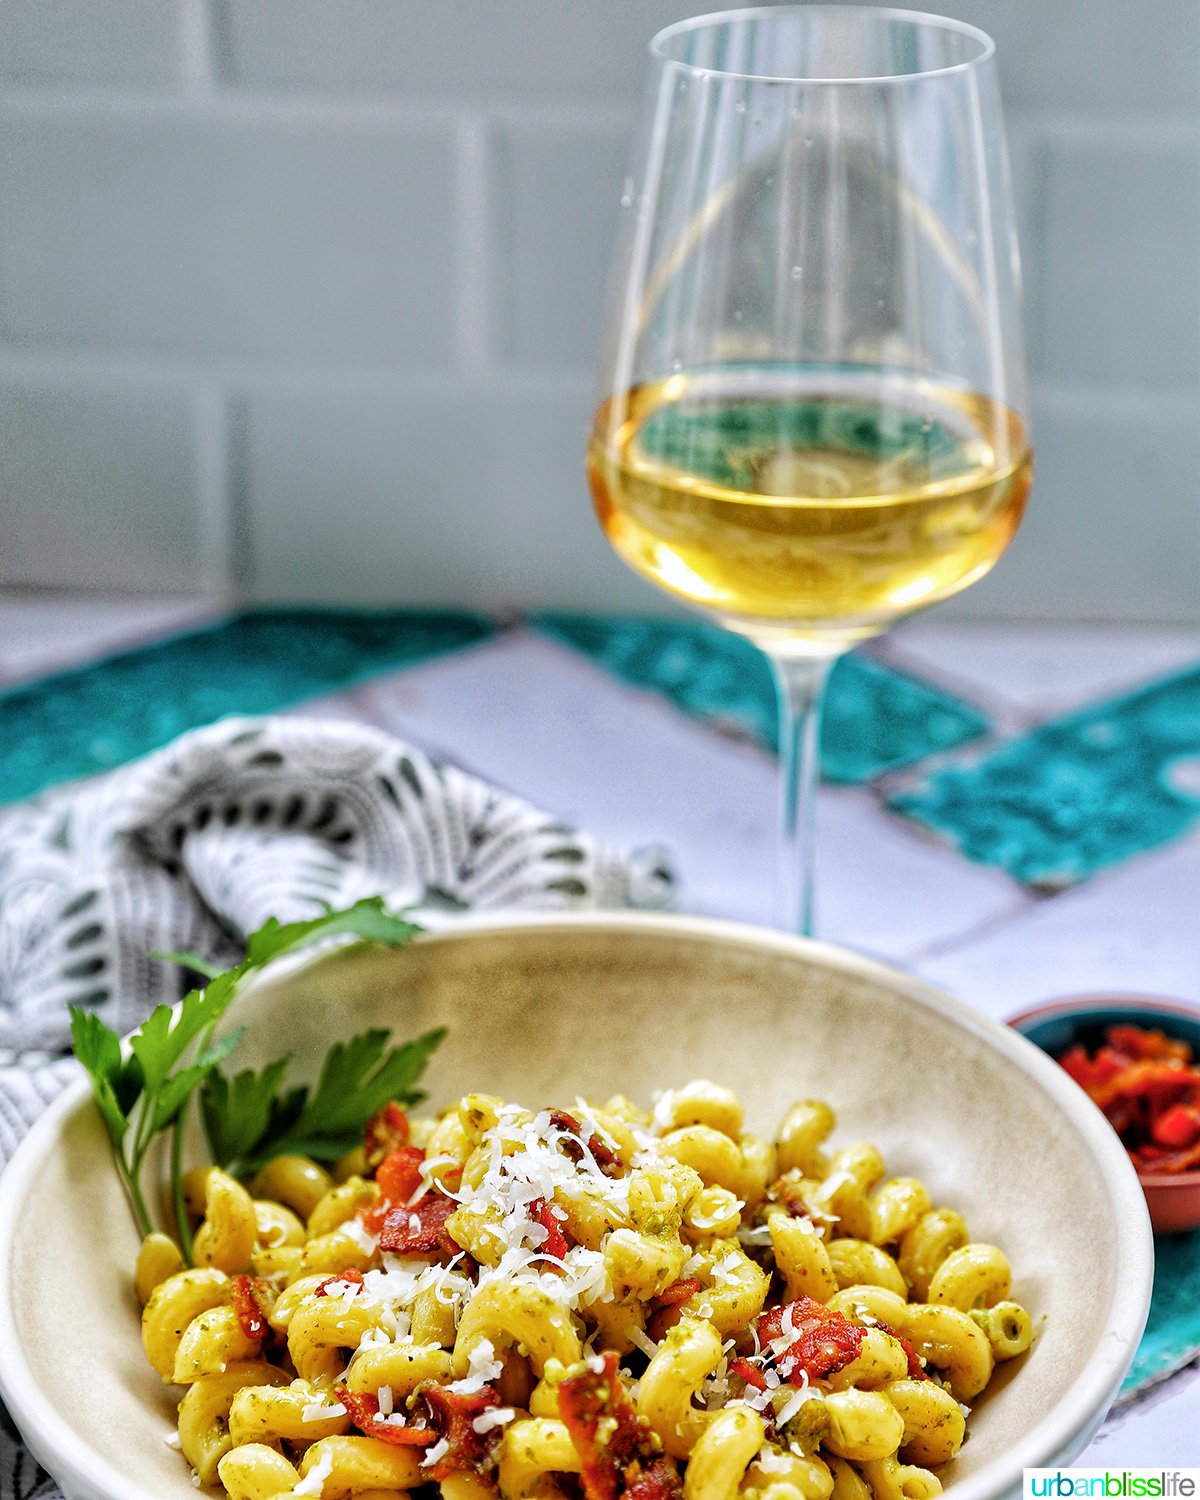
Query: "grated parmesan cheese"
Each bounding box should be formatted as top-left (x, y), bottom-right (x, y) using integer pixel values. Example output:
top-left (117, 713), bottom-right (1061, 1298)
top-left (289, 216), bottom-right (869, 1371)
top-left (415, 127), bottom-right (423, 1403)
top-left (472, 1406), bottom-right (517, 1433)
top-left (302, 1400), bottom-right (347, 1423)
top-left (340, 1217), bottom-right (379, 1255)
top-left (422, 1437), bottom-right (451, 1468)
top-left (448, 1338), bottom-right (504, 1395)
top-left (293, 1444), bottom-right (334, 1496)
top-left (737, 1224), bottom-right (773, 1247)
top-left (775, 1372), bottom-right (815, 1428)
top-left (756, 1445), bottom-right (794, 1474)
top-left (628, 1327), bottom-right (660, 1359)
top-left (649, 1089), bottom-right (677, 1133)
top-left (299, 1095), bottom-right (726, 1388)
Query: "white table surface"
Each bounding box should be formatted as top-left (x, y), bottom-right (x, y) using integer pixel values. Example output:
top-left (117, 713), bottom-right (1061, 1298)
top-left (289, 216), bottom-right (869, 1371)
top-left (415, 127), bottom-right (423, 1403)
top-left (2, 589), bottom-right (1198, 1458)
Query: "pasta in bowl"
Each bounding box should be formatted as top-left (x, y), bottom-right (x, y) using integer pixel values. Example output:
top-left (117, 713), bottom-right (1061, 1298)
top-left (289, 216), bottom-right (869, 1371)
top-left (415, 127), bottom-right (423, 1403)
top-left (0, 912), bottom-right (1152, 1500)
top-left (139, 1082), bottom-right (1033, 1500)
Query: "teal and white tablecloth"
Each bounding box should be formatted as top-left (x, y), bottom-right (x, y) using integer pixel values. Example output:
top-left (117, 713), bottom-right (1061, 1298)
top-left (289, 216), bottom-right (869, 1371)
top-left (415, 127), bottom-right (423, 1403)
top-left (0, 596), bottom-right (1197, 1476)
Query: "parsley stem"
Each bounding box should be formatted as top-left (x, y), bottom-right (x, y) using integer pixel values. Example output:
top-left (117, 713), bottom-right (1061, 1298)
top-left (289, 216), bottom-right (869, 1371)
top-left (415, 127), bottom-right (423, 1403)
top-left (120, 1156), bottom-right (154, 1241)
top-left (171, 1104), bottom-right (195, 1266)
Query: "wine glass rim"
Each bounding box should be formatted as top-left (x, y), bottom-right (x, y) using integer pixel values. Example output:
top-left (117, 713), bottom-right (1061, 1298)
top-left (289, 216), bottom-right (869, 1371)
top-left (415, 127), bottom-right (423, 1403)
top-left (649, 6), bottom-right (996, 86)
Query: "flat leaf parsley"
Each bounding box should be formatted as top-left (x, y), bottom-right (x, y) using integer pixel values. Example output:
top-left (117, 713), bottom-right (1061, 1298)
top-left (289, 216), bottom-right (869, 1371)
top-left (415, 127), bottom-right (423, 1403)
top-left (69, 897), bottom-right (444, 1262)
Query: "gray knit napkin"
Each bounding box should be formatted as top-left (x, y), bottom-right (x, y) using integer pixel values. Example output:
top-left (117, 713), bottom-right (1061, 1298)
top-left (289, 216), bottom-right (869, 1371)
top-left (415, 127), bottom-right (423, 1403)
top-left (0, 714), bottom-right (672, 1500)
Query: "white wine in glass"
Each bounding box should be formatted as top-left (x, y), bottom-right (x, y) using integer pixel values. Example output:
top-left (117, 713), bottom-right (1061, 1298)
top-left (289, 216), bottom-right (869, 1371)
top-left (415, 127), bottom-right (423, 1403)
top-left (588, 7), bottom-right (1032, 935)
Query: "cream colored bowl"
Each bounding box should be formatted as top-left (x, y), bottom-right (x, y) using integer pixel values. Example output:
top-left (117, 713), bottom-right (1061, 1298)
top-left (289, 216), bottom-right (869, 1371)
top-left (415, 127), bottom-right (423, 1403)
top-left (0, 913), bottom-right (1152, 1500)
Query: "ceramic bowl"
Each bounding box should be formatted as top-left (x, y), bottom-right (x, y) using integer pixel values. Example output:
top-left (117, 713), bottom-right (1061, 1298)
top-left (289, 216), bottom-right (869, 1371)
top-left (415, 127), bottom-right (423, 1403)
top-left (1009, 993), bottom-right (1200, 1235)
top-left (0, 913), bottom-right (1153, 1500)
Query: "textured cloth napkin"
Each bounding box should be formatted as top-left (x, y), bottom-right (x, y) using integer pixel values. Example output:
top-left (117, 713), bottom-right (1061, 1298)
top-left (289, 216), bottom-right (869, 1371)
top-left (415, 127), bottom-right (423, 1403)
top-left (0, 714), bottom-right (671, 1500)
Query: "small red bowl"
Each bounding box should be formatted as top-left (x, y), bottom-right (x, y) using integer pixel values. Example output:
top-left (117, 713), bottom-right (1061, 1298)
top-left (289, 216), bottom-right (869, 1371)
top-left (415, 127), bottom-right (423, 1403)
top-left (1008, 994), bottom-right (1200, 1235)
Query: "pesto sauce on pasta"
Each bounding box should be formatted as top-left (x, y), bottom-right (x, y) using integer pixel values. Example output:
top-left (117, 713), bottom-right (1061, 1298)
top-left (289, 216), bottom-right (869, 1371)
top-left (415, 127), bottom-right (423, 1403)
top-left (136, 1081), bottom-right (1033, 1498)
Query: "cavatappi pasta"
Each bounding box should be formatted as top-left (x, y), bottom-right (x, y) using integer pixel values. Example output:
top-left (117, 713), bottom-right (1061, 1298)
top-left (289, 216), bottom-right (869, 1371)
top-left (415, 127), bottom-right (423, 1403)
top-left (137, 1083), bottom-right (1033, 1500)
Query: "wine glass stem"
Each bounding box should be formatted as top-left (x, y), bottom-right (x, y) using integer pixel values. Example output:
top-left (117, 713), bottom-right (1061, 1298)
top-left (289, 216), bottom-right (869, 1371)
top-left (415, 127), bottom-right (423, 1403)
top-left (769, 651), bottom-right (834, 937)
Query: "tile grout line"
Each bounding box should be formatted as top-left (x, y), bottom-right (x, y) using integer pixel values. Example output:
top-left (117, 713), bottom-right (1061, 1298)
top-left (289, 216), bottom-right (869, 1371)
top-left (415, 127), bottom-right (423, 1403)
top-left (0, 345), bottom-right (595, 395)
top-left (0, 86), bottom-right (1195, 144)
top-left (0, 86), bottom-right (638, 133)
top-left (900, 887), bottom-right (1046, 970)
top-left (191, 384), bottom-right (236, 594)
top-left (179, 0), bottom-right (220, 96)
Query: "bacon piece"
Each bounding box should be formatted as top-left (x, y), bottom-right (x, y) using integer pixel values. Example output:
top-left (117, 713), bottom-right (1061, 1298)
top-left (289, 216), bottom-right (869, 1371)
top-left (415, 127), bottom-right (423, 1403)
top-left (547, 1109), bottom-right (622, 1176)
top-left (1094, 1059), bottom-right (1195, 1110)
top-left (1151, 1102), bottom-right (1200, 1149)
top-left (376, 1145), bottom-right (427, 1205)
top-left (378, 1193), bottom-right (460, 1257)
top-left (756, 1298), bottom-right (865, 1383)
top-left (336, 1386), bottom-right (436, 1446)
top-left (361, 1144), bottom-right (428, 1235)
top-left (764, 1173), bottom-right (819, 1224)
top-left (657, 1278), bottom-right (702, 1307)
top-left (1107, 1026), bottom-right (1192, 1065)
top-left (625, 1457), bottom-right (685, 1500)
top-left (529, 1196), bottom-right (569, 1260)
top-left (418, 1384), bottom-right (504, 1478)
top-left (1059, 1044), bottom-right (1124, 1093)
top-left (1104, 1095), bottom-right (1141, 1136)
top-left (229, 1275), bottom-right (270, 1341)
top-left (558, 1351), bottom-right (658, 1500)
top-left (1140, 1138), bottom-right (1200, 1174)
top-left (1058, 1026), bottom-right (1200, 1174)
top-left (878, 1324), bottom-right (928, 1381)
top-left (727, 1357), bottom-right (769, 1392)
top-left (314, 1268), bottom-right (365, 1298)
top-left (365, 1101), bottom-right (411, 1167)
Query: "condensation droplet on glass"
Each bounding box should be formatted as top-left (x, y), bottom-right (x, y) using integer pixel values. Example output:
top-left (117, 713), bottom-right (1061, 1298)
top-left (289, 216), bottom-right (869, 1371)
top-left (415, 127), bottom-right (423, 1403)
top-left (734, 99), bottom-right (746, 113)
top-left (672, 359), bottom-right (683, 372)
top-left (733, 309), bottom-right (743, 322)
top-left (790, 265), bottom-right (803, 280)
top-left (620, 176), bottom-right (635, 209)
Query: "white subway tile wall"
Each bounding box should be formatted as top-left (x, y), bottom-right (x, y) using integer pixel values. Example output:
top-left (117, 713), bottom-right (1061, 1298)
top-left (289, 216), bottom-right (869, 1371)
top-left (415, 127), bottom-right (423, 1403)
top-left (240, 379), bottom-right (651, 609)
top-left (0, 0), bottom-right (1197, 620)
top-left (1032, 132), bottom-right (1200, 392)
top-left (0, 378), bottom-right (202, 589)
top-left (0, 109), bottom-right (459, 361)
top-left (0, 0), bottom-right (186, 87)
top-left (491, 120), bottom-right (630, 370)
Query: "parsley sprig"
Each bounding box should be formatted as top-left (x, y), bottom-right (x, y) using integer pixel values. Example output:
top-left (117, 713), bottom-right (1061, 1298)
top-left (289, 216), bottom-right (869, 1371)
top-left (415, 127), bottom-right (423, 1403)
top-left (69, 898), bottom-right (443, 1262)
top-left (201, 1026), bottom-right (444, 1176)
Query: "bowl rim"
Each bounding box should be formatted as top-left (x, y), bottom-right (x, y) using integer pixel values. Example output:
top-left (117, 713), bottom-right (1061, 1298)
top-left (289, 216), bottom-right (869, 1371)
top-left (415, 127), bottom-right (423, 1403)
top-left (1008, 992), bottom-right (1200, 1192)
top-left (1008, 992), bottom-right (1200, 1030)
top-left (0, 910), bottom-right (1155, 1500)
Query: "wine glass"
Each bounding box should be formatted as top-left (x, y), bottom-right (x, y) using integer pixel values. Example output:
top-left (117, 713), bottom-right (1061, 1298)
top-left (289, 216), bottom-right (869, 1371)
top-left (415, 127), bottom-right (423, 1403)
top-left (587, 6), bottom-right (1031, 935)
